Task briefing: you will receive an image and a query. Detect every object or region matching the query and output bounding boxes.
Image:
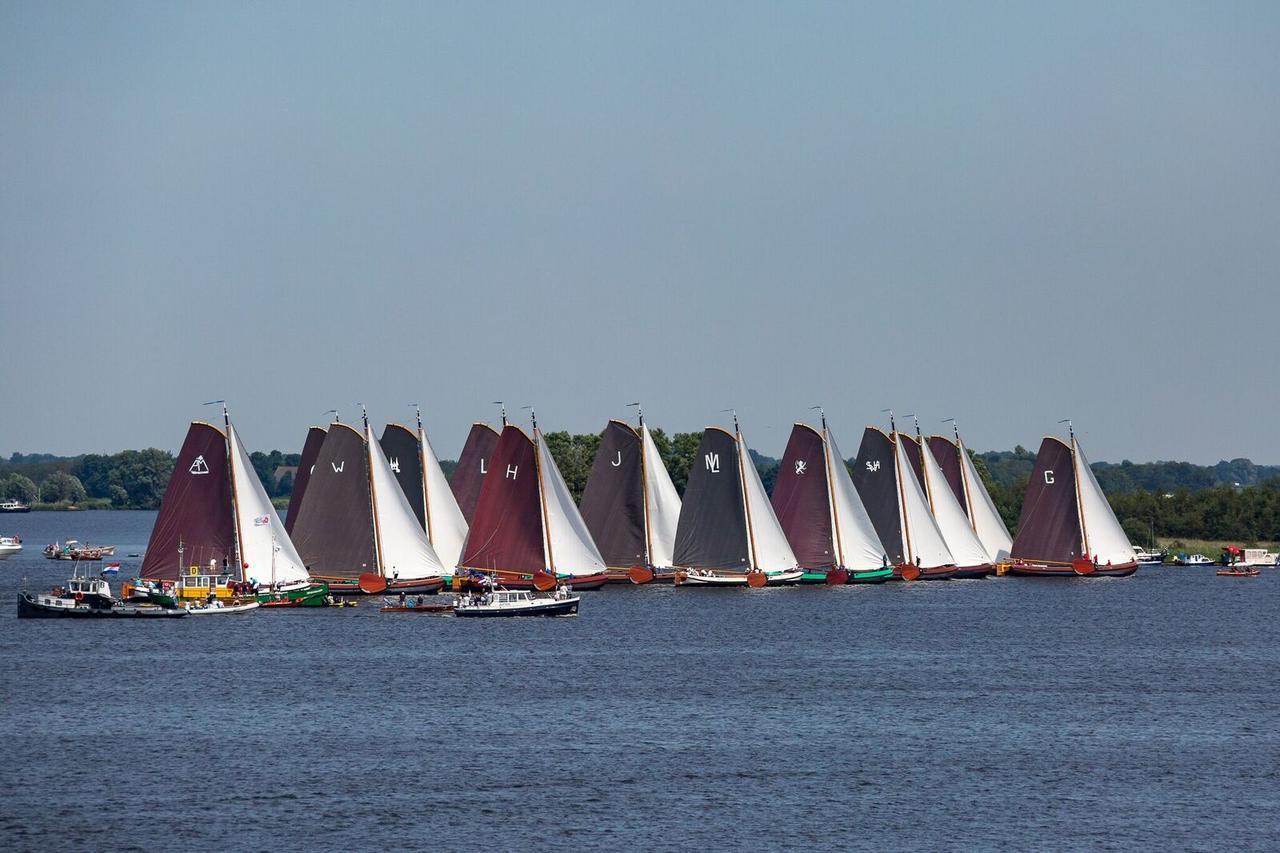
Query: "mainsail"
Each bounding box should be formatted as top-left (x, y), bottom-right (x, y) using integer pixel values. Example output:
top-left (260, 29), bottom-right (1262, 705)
top-left (140, 422), bottom-right (237, 580)
top-left (285, 426), bottom-right (326, 534)
top-left (852, 428), bottom-right (952, 569)
top-left (290, 424), bottom-right (377, 578)
top-left (227, 423), bottom-right (309, 585)
top-left (929, 434), bottom-right (1012, 562)
top-left (1009, 437), bottom-right (1084, 564)
top-left (451, 423), bottom-right (500, 524)
top-left (456, 423), bottom-right (605, 577)
top-left (673, 424), bottom-right (797, 573)
top-left (380, 424), bottom-right (425, 528)
top-left (580, 420), bottom-right (648, 568)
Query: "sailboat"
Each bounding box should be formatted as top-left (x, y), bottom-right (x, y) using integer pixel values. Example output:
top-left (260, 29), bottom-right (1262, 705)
top-left (450, 422), bottom-right (501, 524)
top-left (284, 425), bottom-right (327, 535)
top-left (896, 419), bottom-right (993, 578)
top-left (927, 423), bottom-right (1013, 563)
top-left (139, 404), bottom-right (325, 606)
top-left (850, 416), bottom-right (956, 580)
top-left (1008, 422), bottom-right (1138, 577)
top-left (578, 405), bottom-right (682, 584)
top-left (290, 407), bottom-right (449, 595)
top-left (456, 410), bottom-right (611, 591)
top-left (672, 412), bottom-right (804, 587)
top-left (772, 410), bottom-right (894, 584)
top-left (379, 406), bottom-right (469, 570)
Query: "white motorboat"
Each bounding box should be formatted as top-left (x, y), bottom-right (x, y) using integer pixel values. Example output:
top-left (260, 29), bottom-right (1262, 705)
top-left (0, 499), bottom-right (30, 513)
top-left (184, 599), bottom-right (260, 615)
top-left (1133, 546), bottom-right (1167, 565)
top-left (453, 586), bottom-right (579, 617)
top-left (1173, 553), bottom-right (1215, 566)
top-left (0, 536), bottom-right (22, 559)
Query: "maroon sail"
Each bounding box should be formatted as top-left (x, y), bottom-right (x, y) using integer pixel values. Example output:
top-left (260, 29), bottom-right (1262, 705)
top-left (289, 424), bottom-right (377, 579)
top-left (927, 436), bottom-right (967, 514)
top-left (578, 420), bottom-right (647, 568)
top-left (451, 423), bottom-right (500, 524)
top-left (140, 422), bottom-right (237, 580)
top-left (673, 428), bottom-right (750, 570)
top-left (852, 428), bottom-right (905, 565)
top-left (1010, 437), bottom-right (1083, 564)
top-left (285, 426), bottom-right (326, 534)
top-left (458, 425), bottom-right (544, 573)
top-left (380, 423), bottom-right (425, 530)
top-left (772, 424), bottom-right (834, 570)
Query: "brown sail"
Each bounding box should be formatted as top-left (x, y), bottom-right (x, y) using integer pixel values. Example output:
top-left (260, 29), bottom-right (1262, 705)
top-left (451, 423), bottom-right (500, 524)
top-left (285, 426), bottom-right (326, 534)
top-left (578, 420), bottom-right (647, 568)
top-left (289, 424), bottom-right (377, 579)
top-left (772, 424), bottom-right (834, 570)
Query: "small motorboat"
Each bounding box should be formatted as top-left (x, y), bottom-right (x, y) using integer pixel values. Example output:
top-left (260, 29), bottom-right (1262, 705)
top-left (1216, 566), bottom-right (1260, 577)
top-left (0, 499), bottom-right (30, 513)
top-left (380, 594), bottom-right (453, 614)
top-left (453, 585), bottom-right (580, 618)
top-left (0, 535), bottom-right (22, 559)
top-left (184, 599), bottom-right (260, 615)
top-left (1173, 553), bottom-right (1216, 566)
top-left (1133, 546), bottom-right (1167, 565)
top-left (42, 540), bottom-right (116, 561)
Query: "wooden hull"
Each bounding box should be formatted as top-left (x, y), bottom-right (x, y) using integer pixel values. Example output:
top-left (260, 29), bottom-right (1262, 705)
top-left (256, 582), bottom-right (329, 607)
top-left (892, 565), bottom-right (957, 581)
top-left (1008, 561), bottom-right (1139, 578)
top-left (450, 572), bottom-right (609, 592)
top-left (1216, 568), bottom-right (1260, 577)
top-left (847, 567), bottom-right (894, 584)
top-left (328, 577), bottom-right (444, 596)
top-left (675, 569), bottom-right (806, 587)
top-left (952, 564), bottom-right (993, 579)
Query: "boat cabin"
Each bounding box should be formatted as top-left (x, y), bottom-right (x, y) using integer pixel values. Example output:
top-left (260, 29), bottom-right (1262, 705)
top-left (176, 566), bottom-right (236, 601)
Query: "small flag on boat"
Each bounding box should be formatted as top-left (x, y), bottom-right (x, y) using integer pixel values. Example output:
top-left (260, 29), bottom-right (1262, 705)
top-left (253, 515), bottom-right (270, 526)
top-left (102, 562), bottom-right (120, 575)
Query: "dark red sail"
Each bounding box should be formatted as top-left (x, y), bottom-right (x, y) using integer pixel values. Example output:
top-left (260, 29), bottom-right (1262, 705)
top-left (140, 422), bottom-right (237, 580)
top-left (852, 428), bottom-right (905, 565)
top-left (927, 436), bottom-right (967, 514)
top-left (289, 424), bottom-right (377, 579)
top-left (1010, 437), bottom-right (1083, 564)
top-left (772, 424), bottom-right (834, 570)
top-left (285, 426), bottom-right (326, 534)
top-left (380, 423), bottom-right (425, 530)
top-left (458, 425), bottom-right (545, 573)
top-left (451, 423), bottom-right (500, 524)
top-left (673, 428), bottom-right (750, 570)
top-left (579, 420), bottom-right (647, 568)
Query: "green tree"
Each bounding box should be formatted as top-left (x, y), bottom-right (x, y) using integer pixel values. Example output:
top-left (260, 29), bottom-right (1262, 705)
top-left (108, 484), bottom-right (130, 507)
top-left (0, 473), bottom-right (37, 504)
top-left (39, 471), bottom-right (87, 503)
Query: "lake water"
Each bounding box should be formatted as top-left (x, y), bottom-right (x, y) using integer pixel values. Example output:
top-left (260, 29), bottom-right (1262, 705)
top-left (1, 511), bottom-right (1277, 851)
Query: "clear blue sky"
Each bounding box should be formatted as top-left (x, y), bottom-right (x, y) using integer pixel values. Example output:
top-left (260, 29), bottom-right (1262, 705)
top-left (2, 1), bottom-right (1276, 463)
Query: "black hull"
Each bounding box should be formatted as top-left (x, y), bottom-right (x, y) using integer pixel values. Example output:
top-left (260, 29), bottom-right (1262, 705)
top-left (17, 593), bottom-right (188, 619)
top-left (1008, 562), bottom-right (1140, 578)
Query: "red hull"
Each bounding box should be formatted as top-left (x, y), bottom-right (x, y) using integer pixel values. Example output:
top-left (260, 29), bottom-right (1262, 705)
top-left (952, 564), bottom-right (993, 579)
top-left (1008, 562), bottom-right (1139, 578)
top-left (453, 572), bottom-right (611, 592)
top-left (328, 577), bottom-right (444, 596)
top-left (893, 565), bottom-right (957, 581)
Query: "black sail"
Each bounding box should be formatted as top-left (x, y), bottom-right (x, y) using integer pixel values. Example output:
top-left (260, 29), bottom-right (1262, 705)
top-left (289, 424), bottom-right (377, 579)
top-left (579, 420), bottom-right (647, 568)
top-left (380, 424), bottom-right (425, 530)
top-left (1010, 437), bottom-right (1083, 564)
top-left (673, 428), bottom-right (750, 570)
top-left (852, 428), bottom-right (904, 564)
top-left (772, 424), bottom-right (834, 570)
top-left (286, 426), bottom-right (327, 534)
top-left (927, 436), bottom-right (967, 515)
top-left (897, 433), bottom-right (926, 490)
top-left (451, 423), bottom-right (500, 524)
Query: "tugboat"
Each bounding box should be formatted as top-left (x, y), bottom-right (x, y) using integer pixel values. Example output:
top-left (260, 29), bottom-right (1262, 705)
top-left (453, 582), bottom-right (580, 618)
top-left (17, 563), bottom-right (188, 618)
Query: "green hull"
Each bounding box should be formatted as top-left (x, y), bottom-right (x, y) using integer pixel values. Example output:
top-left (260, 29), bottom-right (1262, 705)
top-left (798, 572), bottom-right (830, 584)
top-left (257, 582), bottom-right (330, 606)
top-left (848, 567), bottom-right (894, 584)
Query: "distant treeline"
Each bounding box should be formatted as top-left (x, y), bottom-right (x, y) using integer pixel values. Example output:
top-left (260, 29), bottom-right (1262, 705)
top-left (4, 436), bottom-right (1280, 544)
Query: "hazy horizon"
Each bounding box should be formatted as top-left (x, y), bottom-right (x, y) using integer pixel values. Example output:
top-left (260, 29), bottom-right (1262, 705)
top-left (3, 2), bottom-right (1277, 465)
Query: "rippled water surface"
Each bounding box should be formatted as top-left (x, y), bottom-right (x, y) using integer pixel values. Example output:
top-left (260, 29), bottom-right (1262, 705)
top-left (1, 511), bottom-right (1277, 851)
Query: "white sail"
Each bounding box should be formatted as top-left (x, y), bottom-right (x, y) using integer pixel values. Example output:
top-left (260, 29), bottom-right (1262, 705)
top-left (825, 428), bottom-right (887, 570)
top-left (1072, 437), bottom-right (1134, 565)
top-left (957, 438), bottom-right (1012, 562)
top-left (419, 426), bottom-right (469, 569)
top-left (227, 423), bottom-right (310, 585)
top-left (535, 430), bottom-right (607, 576)
top-left (366, 424), bottom-right (446, 580)
top-left (736, 432), bottom-right (799, 573)
top-left (894, 436), bottom-right (953, 568)
top-left (640, 425), bottom-right (681, 569)
top-left (923, 440), bottom-right (990, 568)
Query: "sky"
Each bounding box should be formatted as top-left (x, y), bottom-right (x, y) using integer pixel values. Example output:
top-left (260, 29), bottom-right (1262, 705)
top-left (1, 1), bottom-right (1277, 464)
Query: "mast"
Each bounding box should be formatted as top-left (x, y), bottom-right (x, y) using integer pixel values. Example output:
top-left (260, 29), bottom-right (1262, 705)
top-left (945, 418), bottom-right (980, 533)
top-left (494, 401), bottom-right (508, 427)
top-left (411, 403), bottom-right (434, 545)
top-left (361, 404), bottom-right (385, 575)
top-left (813, 406), bottom-right (845, 568)
top-left (527, 407), bottom-right (554, 574)
top-left (726, 409), bottom-right (758, 571)
top-left (1061, 419), bottom-right (1090, 557)
top-left (206, 400), bottom-right (244, 578)
top-left (907, 413), bottom-right (934, 510)
top-left (885, 409), bottom-right (913, 564)
top-left (629, 402), bottom-right (654, 568)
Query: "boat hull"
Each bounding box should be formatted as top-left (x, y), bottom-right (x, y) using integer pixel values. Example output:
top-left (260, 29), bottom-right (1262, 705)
top-left (952, 564), bottom-right (993, 579)
top-left (256, 582), bottom-right (330, 607)
top-left (847, 567), bottom-right (894, 584)
top-left (892, 565), bottom-right (957, 581)
top-left (675, 569), bottom-right (806, 587)
top-left (327, 577), bottom-right (444, 596)
top-left (1007, 561), bottom-right (1139, 578)
top-left (17, 592), bottom-right (188, 619)
top-left (454, 597), bottom-right (579, 617)
top-left (450, 572), bottom-right (610, 592)
top-left (185, 600), bottom-right (260, 615)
